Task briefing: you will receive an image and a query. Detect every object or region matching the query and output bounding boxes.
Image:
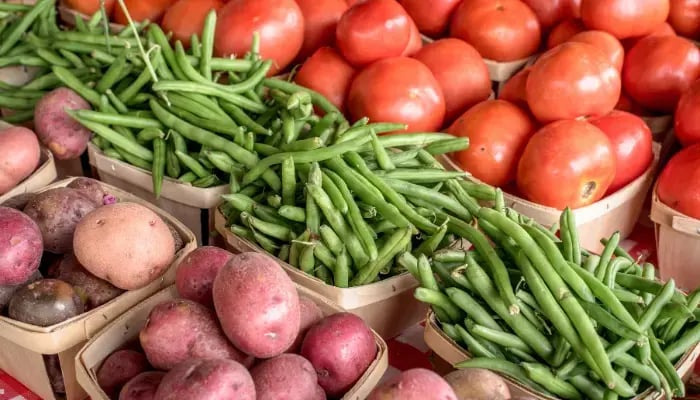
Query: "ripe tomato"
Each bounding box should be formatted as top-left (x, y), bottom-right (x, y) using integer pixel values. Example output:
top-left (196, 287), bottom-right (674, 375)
top-left (399, 0), bottom-right (462, 37)
top-left (498, 67), bottom-right (531, 110)
top-left (64, 0), bottom-right (115, 17)
top-left (347, 57), bottom-right (446, 132)
top-left (657, 143), bottom-right (700, 219)
top-left (622, 22), bottom-right (676, 50)
top-left (567, 30), bottom-right (624, 71)
top-left (161, 0), bottom-right (223, 48)
top-left (615, 91), bottom-right (649, 115)
top-left (294, 0), bottom-right (348, 62)
top-left (401, 17), bottom-right (423, 56)
top-left (546, 18), bottom-right (585, 49)
top-left (114, 0), bottom-right (176, 24)
top-left (570, 0), bottom-right (582, 17)
top-left (413, 38), bottom-right (492, 124)
top-left (589, 110), bottom-right (654, 193)
top-left (449, 0), bottom-right (542, 62)
top-left (214, 0), bottom-right (304, 76)
top-left (521, 0), bottom-right (571, 29)
top-left (294, 47), bottom-right (356, 113)
top-left (668, 0), bottom-right (700, 39)
top-left (622, 35), bottom-right (700, 113)
top-left (517, 119), bottom-right (616, 209)
top-left (580, 0), bottom-right (670, 39)
top-left (526, 42), bottom-right (621, 123)
top-left (674, 80), bottom-right (700, 146)
top-left (335, 0), bottom-right (412, 67)
top-left (448, 100), bottom-right (536, 187)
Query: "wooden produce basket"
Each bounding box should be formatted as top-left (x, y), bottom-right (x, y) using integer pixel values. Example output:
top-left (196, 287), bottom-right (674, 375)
top-left (424, 311), bottom-right (700, 400)
top-left (87, 143), bottom-right (229, 245)
top-left (0, 178), bottom-right (196, 400)
top-left (75, 285), bottom-right (389, 400)
top-left (214, 207), bottom-right (427, 340)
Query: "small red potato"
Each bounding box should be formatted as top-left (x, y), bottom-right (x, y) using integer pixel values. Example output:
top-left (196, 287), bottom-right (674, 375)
top-left (367, 368), bottom-right (458, 400)
top-left (8, 279), bottom-right (85, 326)
top-left (97, 349), bottom-right (150, 398)
top-left (0, 270), bottom-right (41, 311)
top-left (154, 358), bottom-right (256, 400)
top-left (49, 253), bottom-right (124, 309)
top-left (175, 246), bottom-right (233, 307)
top-left (119, 371), bottom-right (166, 400)
top-left (288, 296), bottom-right (324, 353)
top-left (0, 206), bottom-right (43, 285)
top-left (139, 299), bottom-right (253, 370)
top-left (443, 369), bottom-right (511, 400)
top-left (66, 177), bottom-right (108, 206)
top-left (33, 87), bottom-right (92, 160)
top-left (213, 252), bottom-right (301, 358)
top-left (1, 192), bottom-right (36, 210)
top-left (251, 353), bottom-right (323, 400)
top-left (44, 354), bottom-right (65, 394)
top-left (0, 126), bottom-right (41, 195)
top-left (301, 312), bottom-right (377, 397)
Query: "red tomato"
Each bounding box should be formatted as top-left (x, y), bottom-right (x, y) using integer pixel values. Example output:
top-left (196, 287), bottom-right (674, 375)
top-left (161, 0), bottom-right (223, 48)
top-left (401, 17), bottom-right (423, 56)
top-left (622, 22), bottom-right (676, 50)
top-left (294, 47), bottom-right (356, 113)
top-left (347, 57), bottom-right (446, 132)
top-left (399, 0), bottom-right (462, 37)
top-left (622, 35), bottom-right (700, 113)
top-left (335, 0), bottom-right (412, 67)
top-left (449, 0), bottom-right (542, 62)
top-left (570, 0), bottom-right (582, 17)
top-left (580, 0), bottom-right (670, 39)
top-left (521, 0), bottom-right (571, 29)
top-left (498, 67), bottom-right (531, 110)
top-left (669, 0), bottom-right (700, 39)
top-left (526, 42), bottom-right (621, 123)
top-left (114, 0), bottom-right (176, 24)
top-left (546, 18), bottom-right (586, 49)
top-left (64, 0), bottom-right (116, 17)
top-left (294, 0), bottom-right (348, 62)
top-left (674, 80), bottom-right (700, 146)
top-left (517, 119), bottom-right (616, 209)
top-left (615, 91), bottom-right (649, 115)
top-left (413, 38), bottom-right (492, 124)
top-left (589, 110), bottom-right (654, 193)
top-left (448, 100), bottom-right (536, 187)
top-left (567, 30), bottom-right (625, 71)
top-left (657, 143), bottom-right (700, 219)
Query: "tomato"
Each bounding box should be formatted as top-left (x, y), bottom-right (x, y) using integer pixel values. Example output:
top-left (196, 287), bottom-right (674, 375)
top-left (622, 35), bottom-right (700, 113)
top-left (214, 0), bottom-right (304, 76)
top-left (517, 119), bottom-right (616, 209)
top-left (657, 143), bottom-right (700, 219)
top-left (498, 67), bottom-right (531, 110)
top-left (413, 38), bottom-right (492, 124)
top-left (546, 18), bottom-right (585, 49)
top-left (401, 17), bottom-right (423, 56)
top-left (161, 0), bottom-right (223, 48)
top-left (615, 91), bottom-right (649, 115)
top-left (64, 0), bottom-right (115, 17)
top-left (448, 100), bottom-right (536, 187)
top-left (520, 0), bottom-right (571, 29)
top-left (567, 30), bottom-right (624, 71)
top-left (335, 0), bottom-right (412, 67)
top-left (589, 110), bottom-right (654, 193)
top-left (347, 57), bottom-right (445, 133)
top-left (399, 0), bottom-right (462, 37)
top-left (294, 47), bottom-right (356, 113)
top-left (569, 0), bottom-right (582, 17)
top-left (622, 22), bottom-right (676, 50)
top-left (294, 0), bottom-right (348, 62)
top-left (580, 0), bottom-right (670, 39)
top-left (449, 0), bottom-right (542, 62)
top-left (674, 80), bottom-right (700, 146)
top-left (526, 42), bottom-right (621, 123)
top-left (114, 0), bottom-right (176, 24)
top-left (669, 0), bottom-right (700, 39)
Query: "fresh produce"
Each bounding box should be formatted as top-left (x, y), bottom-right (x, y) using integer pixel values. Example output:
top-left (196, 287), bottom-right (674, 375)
top-left (288, 296), bottom-right (324, 353)
top-left (668, 0), bottom-right (700, 39)
top-left (657, 143), bottom-right (700, 220)
top-left (62, 0), bottom-right (116, 18)
top-left (113, 0), bottom-right (177, 25)
top-left (0, 126), bottom-right (41, 195)
top-left (48, 252), bottom-right (123, 309)
top-left (398, 0), bottom-right (461, 38)
top-left (119, 371), bottom-right (166, 400)
top-left (566, 30), bottom-right (625, 71)
top-left (250, 353), bottom-right (324, 400)
top-left (66, 177), bottom-right (110, 206)
top-left (580, 0), bottom-right (670, 39)
top-left (443, 368), bottom-right (511, 400)
top-left (45, 354), bottom-right (65, 394)
top-left (0, 206), bottom-right (43, 285)
top-left (174, 245), bottom-right (232, 307)
top-left (521, 0), bottom-right (575, 29)
top-left (498, 67), bottom-right (530, 109)
top-left (367, 368), bottom-right (458, 400)
top-left (546, 18), bottom-right (586, 48)
top-left (622, 22), bottom-right (677, 50)
top-left (160, 0), bottom-right (224, 48)
top-left (675, 79), bottom-right (700, 146)
top-left (294, 47), bottom-right (356, 113)
top-left (8, 278), bottom-right (84, 326)
top-left (0, 270), bottom-right (41, 311)
top-left (33, 87), bottom-right (92, 160)
top-left (294, 0), bottom-right (348, 62)
top-left (153, 358), bottom-right (256, 400)
top-left (96, 349), bottom-right (150, 398)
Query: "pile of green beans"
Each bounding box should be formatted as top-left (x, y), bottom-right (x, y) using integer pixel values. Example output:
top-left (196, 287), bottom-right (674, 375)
top-left (403, 197), bottom-right (700, 400)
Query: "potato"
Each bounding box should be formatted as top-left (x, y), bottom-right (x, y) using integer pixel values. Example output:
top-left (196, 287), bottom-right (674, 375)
top-left (73, 202), bottom-right (175, 290)
top-left (119, 371), bottom-right (166, 400)
top-left (44, 354), bottom-right (65, 394)
top-left (251, 354), bottom-right (323, 400)
top-left (34, 87), bottom-right (92, 160)
top-left (0, 126), bottom-right (40, 195)
top-left (49, 253), bottom-right (124, 309)
top-left (175, 246), bottom-right (233, 307)
top-left (368, 368), bottom-right (458, 400)
top-left (97, 349), bottom-right (150, 398)
top-left (23, 187), bottom-right (99, 254)
top-left (287, 296), bottom-right (323, 353)
top-left (66, 177), bottom-right (108, 206)
top-left (0, 206), bottom-right (43, 285)
top-left (165, 222), bottom-right (184, 253)
top-left (0, 270), bottom-right (41, 311)
top-left (8, 279), bottom-right (84, 326)
top-left (139, 299), bottom-right (253, 370)
top-left (301, 312), bottom-right (377, 397)
top-left (154, 359), bottom-right (256, 400)
top-left (213, 252), bottom-right (300, 358)
top-left (444, 369), bottom-right (511, 400)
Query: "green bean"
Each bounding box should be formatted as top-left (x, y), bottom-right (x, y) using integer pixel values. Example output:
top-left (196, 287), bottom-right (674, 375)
top-left (413, 222), bottom-right (448, 257)
top-left (470, 323), bottom-right (532, 354)
top-left (319, 225), bottom-right (344, 256)
top-left (604, 257), bottom-right (631, 289)
top-left (351, 227), bottom-right (412, 286)
top-left (104, 89), bottom-right (129, 114)
top-left (304, 162), bottom-right (322, 234)
top-left (178, 171), bottom-right (197, 183)
top-left (414, 288), bottom-right (462, 322)
top-left (153, 80), bottom-right (267, 113)
top-left (649, 329), bottom-right (684, 397)
top-left (288, 231), bottom-right (310, 268)
top-left (444, 179), bottom-right (480, 218)
top-left (583, 254), bottom-right (601, 274)
top-left (187, 35), bottom-right (201, 58)
top-left (173, 150), bottom-right (208, 178)
top-left (151, 138), bottom-right (166, 197)
top-left (69, 113), bottom-right (154, 161)
top-left (118, 52), bottom-right (161, 103)
top-left (596, 232), bottom-right (620, 281)
top-left (579, 301), bottom-right (643, 342)
top-left (197, 10), bottom-right (216, 80)
top-left (314, 264), bottom-right (333, 284)
top-left (453, 324), bottom-right (499, 358)
top-left (330, 247), bottom-right (350, 288)
top-left (95, 51), bottom-right (128, 93)
top-left (600, 237), bottom-right (635, 262)
top-left (165, 145), bottom-right (180, 179)
top-left (0, 3), bottom-right (32, 11)
top-left (192, 174), bottom-right (220, 188)
top-left (57, 49), bottom-right (85, 69)
top-left (263, 77), bottom-right (343, 116)
top-left (374, 169), bottom-right (466, 184)
top-left (0, 93), bottom-right (37, 110)
top-left (614, 273), bottom-right (686, 304)
top-left (551, 335), bottom-right (571, 367)
top-left (35, 48), bottom-right (71, 68)
top-left (115, 146), bottom-right (152, 170)
top-left (0, 0), bottom-right (52, 57)
top-left (136, 127), bottom-right (165, 143)
top-left (665, 321), bottom-right (700, 361)
top-left (663, 289), bottom-right (700, 343)
top-left (241, 211), bottom-right (295, 242)
top-left (569, 375), bottom-right (606, 400)
top-left (522, 363), bottom-right (582, 399)
top-left (641, 262), bottom-right (656, 305)
top-left (281, 156), bottom-right (297, 206)
top-left (293, 241), bottom-right (314, 274)
top-left (219, 100), bottom-right (269, 136)
top-left (102, 147), bottom-right (122, 160)
top-left (455, 358), bottom-right (548, 394)
top-left (368, 128), bottom-right (395, 170)
top-left (54, 30), bottom-right (138, 47)
top-left (560, 208), bottom-right (581, 265)
top-left (424, 137), bottom-right (470, 155)
top-left (280, 137), bottom-right (323, 152)
top-left (52, 65), bottom-right (101, 105)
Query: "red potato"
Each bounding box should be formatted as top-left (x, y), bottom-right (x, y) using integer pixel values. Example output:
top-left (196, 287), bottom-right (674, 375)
top-left (443, 369), bottom-right (511, 400)
top-left (66, 177), bottom-right (108, 206)
top-left (8, 279), bottom-right (85, 326)
top-left (0, 206), bottom-right (43, 285)
top-left (154, 358), bottom-right (256, 400)
top-left (175, 246), bottom-right (233, 307)
top-left (0, 270), bottom-right (41, 311)
top-left (251, 354), bottom-right (323, 400)
top-left (213, 252), bottom-right (301, 358)
top-left (287, 296), bottom-right (324, 353)
top-left (294, 47), bottom-right (356, 113)
top-left (301, 312), bottom-right (377, 397)
top-left (48, 253), bottom-right (123, 309)
top-left (44, 354), bottom-right (65, 394)
top-left (33, 88), bottom-right (92, 160)
top-left (139, 299), bottom-right (253, 370)
top-left (367, 368), bottom-right (458, 399)
top-left (97, 350), bottom-right (150, 398)
top-left (0, 126), bottom-right (41, 196)
top-left (119, 371), bottom-right (166, 400)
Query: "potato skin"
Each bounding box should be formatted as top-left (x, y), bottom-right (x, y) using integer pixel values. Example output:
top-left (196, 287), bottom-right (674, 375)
top-left (0, 126), bottom-right (40, 195)
top-left (251, 354), bottom-right (323, 400)
top-left (8, 279), bottom-right (85, 326)
top-left (367, 368), bottom-right (458, 400)
top-left (443, 369), bottom-right (511, 400)
top-left (154, 359), bottom-right (256, 400)
top-left (301, 312), bottom-right (377, 397)
top-left (287, 296), bottom-right (324, 353)
top-left (23, 187), bottom-right (98, 254)
top-left (33, 87), bottom-right (92, 160)
top-left (119, 371), bottom-right (166, 400)
top-left (97, 349), bottom-right (150, 398)
top-left (49, 253), bottom-right (124, 309)
top-left (66, 177), bottom-right (107, 206)
top-left (44, 354), bottom-right (65, 394)
top-left (0, 206), bottom-right (43, 285)
top-left (139, 299), bottom-right (253, 370)
top-left (73, 202), bottom-right (175, 290)
top-left (175, 246), bottom-right (233, 307)
top-left (0, 270), bottom-right (41, 311)
top-left (213, 252), bottom-right (301, 358)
